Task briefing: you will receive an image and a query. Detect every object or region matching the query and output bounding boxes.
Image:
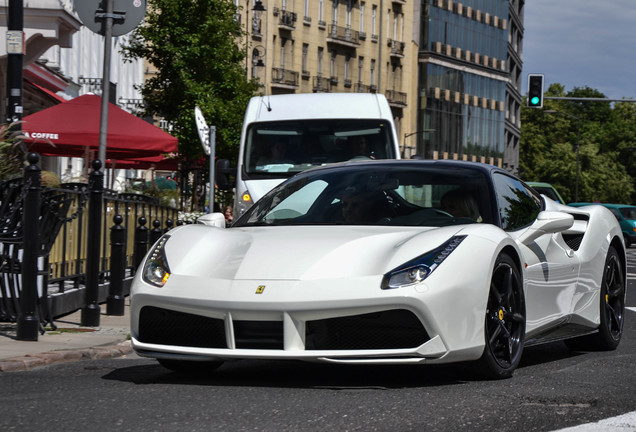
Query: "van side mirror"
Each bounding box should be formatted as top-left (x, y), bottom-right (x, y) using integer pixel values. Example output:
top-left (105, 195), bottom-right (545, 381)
top-left (216, 159), bottom-right (234, 191)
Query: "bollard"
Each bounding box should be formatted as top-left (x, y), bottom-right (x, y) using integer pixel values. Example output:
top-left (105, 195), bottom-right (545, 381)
top-left (106, 214), bottom-right (126, 316)
top-left (149, 219), bottom-right (162, 245)
top-left (133, 216), bottom-right (149, 271)
top-left (17, 153), bottom-right (41, 341)
top-left (164, 218), bottom-right (174, 233)
top-left (81, 160), bottom-right (103, 327)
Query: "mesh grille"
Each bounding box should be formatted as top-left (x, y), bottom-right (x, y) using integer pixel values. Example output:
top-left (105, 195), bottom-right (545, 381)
top-left (305, 309), bottom-right (429, 350)
top-left (234, 321), bottom-right (284, 349)
top-left (138, 307), bottom-right (429, 352)
top-left (563, 234), bottom-right (583, 250)
top-left (138, 306), bottom-right (227, 348)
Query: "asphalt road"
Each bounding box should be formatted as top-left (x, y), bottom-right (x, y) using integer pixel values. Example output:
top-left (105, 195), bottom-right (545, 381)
top-left (1, 255), bottom-right (635, 432)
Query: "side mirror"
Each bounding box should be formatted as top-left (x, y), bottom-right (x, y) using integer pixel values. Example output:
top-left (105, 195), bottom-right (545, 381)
top-left (518, 211), bottom-right (574, 245)
top-left (197, 212), bottom-right (226, 228)
top-left (216, 159), bottom-right (234, 191)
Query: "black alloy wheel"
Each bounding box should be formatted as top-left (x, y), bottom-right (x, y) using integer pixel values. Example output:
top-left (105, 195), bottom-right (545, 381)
top-left (565, 245), bottom-right (625, 351)
top-left (477, 253), bottom-right (526, 379)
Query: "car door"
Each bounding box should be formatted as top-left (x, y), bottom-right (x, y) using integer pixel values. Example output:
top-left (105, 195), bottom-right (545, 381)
top-left (492, 173), bottom-right (581, 336)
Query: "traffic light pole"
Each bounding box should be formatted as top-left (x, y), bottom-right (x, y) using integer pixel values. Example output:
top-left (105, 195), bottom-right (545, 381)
top-left (544, 97), bottom-right (636, 103)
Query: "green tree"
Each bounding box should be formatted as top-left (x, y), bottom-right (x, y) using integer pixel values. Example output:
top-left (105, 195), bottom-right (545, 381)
top-left (520, 83), bottom-right (635, 204)
top-left (121, 0), bottom-right (260, 165)
top-left (0, 123), bottom-right (25, 180)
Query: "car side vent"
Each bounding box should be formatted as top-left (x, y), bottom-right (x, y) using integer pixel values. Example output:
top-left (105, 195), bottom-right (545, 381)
top-left (562, 234), bottom-right (583, 251)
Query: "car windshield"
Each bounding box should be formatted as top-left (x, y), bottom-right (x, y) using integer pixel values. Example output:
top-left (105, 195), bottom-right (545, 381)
top-left (244, 119), bottom-right (397, 178)
top-left (234, 163), bottom-right (493, 227)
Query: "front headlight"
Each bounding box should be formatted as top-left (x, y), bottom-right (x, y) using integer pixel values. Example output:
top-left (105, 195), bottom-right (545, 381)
top-left (382, 236), bottom-right (466, 289)
top-left (142, 235), bottom-right (171, 287)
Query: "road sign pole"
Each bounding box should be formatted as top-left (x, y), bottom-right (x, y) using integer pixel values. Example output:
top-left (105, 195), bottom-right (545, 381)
top-left (209, 126), bottom-right (216, 213)
top-left (97, 0), bottom-right (114, 168)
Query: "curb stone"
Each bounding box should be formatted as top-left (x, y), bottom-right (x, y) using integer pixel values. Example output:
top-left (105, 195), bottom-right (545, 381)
top-left (0, 340), bottom-right (132, 373)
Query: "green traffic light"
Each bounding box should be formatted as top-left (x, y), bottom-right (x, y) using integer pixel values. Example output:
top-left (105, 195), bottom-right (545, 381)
top-left (530, 96), bottom-right (540, 105)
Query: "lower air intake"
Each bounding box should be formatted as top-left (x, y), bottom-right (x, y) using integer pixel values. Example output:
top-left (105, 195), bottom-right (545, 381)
top-left (138, 306), bottom-right (227, 348)
top-left (305, 309), bottom-right (429, 350)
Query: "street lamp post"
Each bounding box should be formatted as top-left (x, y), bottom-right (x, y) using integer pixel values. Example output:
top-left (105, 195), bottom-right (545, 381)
top-left (544, 110), bottom-right (581, 202)
top-left (245, 1), bottom-right (266, 76)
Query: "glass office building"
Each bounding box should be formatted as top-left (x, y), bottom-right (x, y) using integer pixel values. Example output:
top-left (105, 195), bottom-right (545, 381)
top-left (417, 0), bottom-right (520, 169)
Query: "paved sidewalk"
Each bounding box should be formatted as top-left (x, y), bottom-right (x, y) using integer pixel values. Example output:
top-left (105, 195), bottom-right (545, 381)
top-left (0, 299), bottom-right (132, 372)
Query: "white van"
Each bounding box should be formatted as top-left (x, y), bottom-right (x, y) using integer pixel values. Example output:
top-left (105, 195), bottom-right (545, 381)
top-left (222, 93), bottom-right (401, 217)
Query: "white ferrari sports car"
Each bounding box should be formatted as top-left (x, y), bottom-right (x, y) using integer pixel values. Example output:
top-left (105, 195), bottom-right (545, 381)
top-left (130, 160), bottom-right (626, 378)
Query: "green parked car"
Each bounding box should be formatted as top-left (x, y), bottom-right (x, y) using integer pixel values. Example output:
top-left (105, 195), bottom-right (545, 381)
top-left (569, 202), bottom-right (636, 247)
top-left (526, 182), bottom-right (566, 204)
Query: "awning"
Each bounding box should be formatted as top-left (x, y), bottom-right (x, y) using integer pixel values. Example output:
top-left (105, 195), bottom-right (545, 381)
top-left (21, 94), bottom-right (178, 159)
top-left (25, 80), bottom-right (67, 104)
top-left (106, 154), bottom-right (179, 171)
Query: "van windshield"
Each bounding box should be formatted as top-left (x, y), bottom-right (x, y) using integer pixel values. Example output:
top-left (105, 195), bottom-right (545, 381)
top-left (244, 119), bottom-right (397, 178)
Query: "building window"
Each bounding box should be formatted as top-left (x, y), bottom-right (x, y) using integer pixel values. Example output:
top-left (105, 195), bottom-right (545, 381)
top-left (393, 13), bottom-right (398, 40)
top-left (332, 0), bottom-right (338, 24)
top-left (317, 47), bottom-right (324, 75)
top-left (360, 2), bottom-right (365, 33)
top-left (372, 5), bottom-right (377, 38)
top-left (330, 50), bottom-right (337, 77)
top-left (370, 59), bottom-right (376, 86)
top-left (358, 56), bottom-right (364, 83)
top-left (302, 43), bottom-right (309, 73)
top-left (280, 38), bottom-right (287, 68)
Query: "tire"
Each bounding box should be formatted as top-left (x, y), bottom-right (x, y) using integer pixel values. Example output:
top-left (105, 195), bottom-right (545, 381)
top-left (564, 245), bottom-right (625, 351)
top-left (476, 253), bottom-right (526, 379)
top-left (158, 358), bottom-right (224, 374)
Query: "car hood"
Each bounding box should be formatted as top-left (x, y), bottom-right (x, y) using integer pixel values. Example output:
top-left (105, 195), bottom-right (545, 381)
top-left (161, 225), bottom-right (473, 281)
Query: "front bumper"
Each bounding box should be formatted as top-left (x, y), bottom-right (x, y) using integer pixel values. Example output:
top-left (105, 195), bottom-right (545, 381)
top-left (130, 273), bottom-right (487, 365)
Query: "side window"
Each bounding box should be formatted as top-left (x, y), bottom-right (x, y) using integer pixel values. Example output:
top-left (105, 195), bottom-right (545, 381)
top-left (493, 173), bottom-right (541, 231)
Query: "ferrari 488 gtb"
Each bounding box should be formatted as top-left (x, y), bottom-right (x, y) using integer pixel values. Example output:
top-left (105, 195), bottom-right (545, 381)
top-left (130, 160), bottom-right (626, 378)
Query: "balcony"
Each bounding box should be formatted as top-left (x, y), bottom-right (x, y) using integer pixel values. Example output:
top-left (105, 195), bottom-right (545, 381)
top-left (312, 76), bottom-right (331, 92)
top-left (354, 83), bottom-right (377, 94)
top-left (389, 40), bottom-right (405, 58)
top-left (271, 68), bottom-right (299, 89)
top-left (386, 90), bottom-right (407, 107)
top-left (278, 10), bottom-right (297, 30)
top-left (392, 0), bottom-right (407, 4)
top-left (327, 24), bottom-right (360, 47)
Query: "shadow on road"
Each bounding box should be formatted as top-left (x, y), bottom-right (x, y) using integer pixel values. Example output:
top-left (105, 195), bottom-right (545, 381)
top-left (102, 341), bottom-right (586, 388)
top-left (103, 359), bottom-right (475, 388)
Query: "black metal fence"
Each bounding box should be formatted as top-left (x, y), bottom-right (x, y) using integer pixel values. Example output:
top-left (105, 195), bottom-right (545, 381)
top-left (0, 156), bottom-right (177, 334)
